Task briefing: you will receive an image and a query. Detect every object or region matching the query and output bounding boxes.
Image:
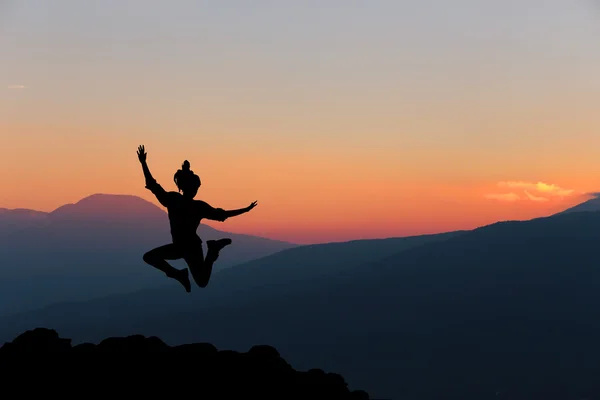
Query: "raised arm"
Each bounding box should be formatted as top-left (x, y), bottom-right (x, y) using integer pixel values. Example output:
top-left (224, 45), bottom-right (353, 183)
top-left (137, 145), bottom-right (155, 184)
top-left (137, 145), bottom-right (171, 207)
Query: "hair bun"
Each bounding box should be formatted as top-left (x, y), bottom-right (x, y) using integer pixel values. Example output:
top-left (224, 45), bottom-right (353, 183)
top-left (182, 160), bottom-right (191, 171)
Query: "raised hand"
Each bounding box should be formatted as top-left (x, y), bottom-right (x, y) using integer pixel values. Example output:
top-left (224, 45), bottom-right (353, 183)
top-left (137, 145), bottom-right (147, 163)
top-left (247, 201), bottom-right (258, 211)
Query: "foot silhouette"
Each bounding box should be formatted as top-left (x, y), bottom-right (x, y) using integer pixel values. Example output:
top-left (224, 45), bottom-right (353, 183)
top-left (205, 238), bottom-right (233, 266)
top-left (172, 268), bottom-right (191, 293)
top-left (207, 238), bottom-right (233, 255)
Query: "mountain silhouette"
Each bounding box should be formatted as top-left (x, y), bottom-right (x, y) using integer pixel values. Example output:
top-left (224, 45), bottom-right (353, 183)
top-left (0, 327), bottom-right (370, 399)
top-left (0, 193), bottom-right (295, 315)
top-left (553, 193), bottom-right (600, 215)
top-left (0, 207), bottom-right (48, 235)
top-left (49, 193), bottom-right (165, 219)
top-left (204, 230), bottom-right (465, 303)
top-left (2, 209), bottom-right (600, 399)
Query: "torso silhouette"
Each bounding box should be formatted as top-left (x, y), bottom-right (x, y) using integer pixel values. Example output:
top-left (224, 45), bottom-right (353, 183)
top-left (146, 179), bottom-right (226, 246)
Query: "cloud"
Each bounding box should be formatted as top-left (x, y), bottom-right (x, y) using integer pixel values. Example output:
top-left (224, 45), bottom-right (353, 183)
top-left (7, 85), bottom-right (26, 89)
top-left (497, 181), bottom-right (574, 197)
top-left (524, 190), bottom-right (549, 202)
top-left (485, 180), bottom-right (576, 203)
top-left (484, 193), bottom-right (521, 202)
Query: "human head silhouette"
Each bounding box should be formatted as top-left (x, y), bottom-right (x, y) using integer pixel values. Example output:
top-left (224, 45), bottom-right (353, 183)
top-left (174, 160), bottom-right (201, 198)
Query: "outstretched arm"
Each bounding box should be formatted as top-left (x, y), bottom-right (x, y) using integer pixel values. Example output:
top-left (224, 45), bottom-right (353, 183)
top-left (202, 201), bottom-right (258, 222)
top-left (222, 201), bottom-right (258, 219)
top-left (137, 145), bottom-right (170, 207)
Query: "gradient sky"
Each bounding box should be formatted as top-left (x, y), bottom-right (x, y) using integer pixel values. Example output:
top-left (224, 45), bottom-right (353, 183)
top-left (1, 0), bottom-right (600, 244)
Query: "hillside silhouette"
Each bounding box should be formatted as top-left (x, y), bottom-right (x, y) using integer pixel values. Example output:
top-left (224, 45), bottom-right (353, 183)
top-left (554, 193), bottom-right (600, 215)
top-left (2, 207), bottom-right (600, 398)
top-left (0, 207), bottom-right (47, 235)
top-left (0, 327), bottom-right (369, 399)
top-left (0, 193), bottom-right (295, 315)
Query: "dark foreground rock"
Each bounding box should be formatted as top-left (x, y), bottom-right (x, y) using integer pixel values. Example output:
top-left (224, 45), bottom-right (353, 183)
top-left (0, 328), bottom-right (370, 399)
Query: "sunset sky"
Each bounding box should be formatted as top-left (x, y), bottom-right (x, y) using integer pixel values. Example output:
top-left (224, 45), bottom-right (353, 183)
top-left (1, 1), bottom-right (600, 244)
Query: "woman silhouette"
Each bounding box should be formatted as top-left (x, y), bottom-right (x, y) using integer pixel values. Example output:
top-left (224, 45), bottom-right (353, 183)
top-left (137, 145), bottom-right (258, 291)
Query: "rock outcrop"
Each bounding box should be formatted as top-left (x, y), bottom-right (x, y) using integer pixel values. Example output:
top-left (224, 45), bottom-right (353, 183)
top-left (0, 328), bottom-right (370, 399)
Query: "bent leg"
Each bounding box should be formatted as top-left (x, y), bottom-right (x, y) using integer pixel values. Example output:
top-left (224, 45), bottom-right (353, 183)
top-left (184, 239), bottom-right (231, 288)
top-left (143, 244), bottom-right (191, 292)
top-left (182, 247), bottom-right (209, 289)
top-left (143, 243), bottom-right (182, 274)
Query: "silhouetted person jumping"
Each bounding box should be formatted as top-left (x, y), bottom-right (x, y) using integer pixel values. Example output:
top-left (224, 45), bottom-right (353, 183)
top-left (137, 145), bottom-right (258, 292)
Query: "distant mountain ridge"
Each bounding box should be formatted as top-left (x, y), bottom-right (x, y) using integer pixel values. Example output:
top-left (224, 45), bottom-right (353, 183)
top-left (0, 207), bottom-right (49, 235)
top-left (49, 193), bottom-right (166, 220)
top-left (3, 193), bottom-right (289, 241)
top-left (0, 193), bottom-right (296, 316)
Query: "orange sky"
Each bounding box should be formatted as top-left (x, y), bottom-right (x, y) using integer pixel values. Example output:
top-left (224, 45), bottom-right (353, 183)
top-left (1, 2), bottom-right (600, 244)
top-left (1, 119), bottom-right (599, 244)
